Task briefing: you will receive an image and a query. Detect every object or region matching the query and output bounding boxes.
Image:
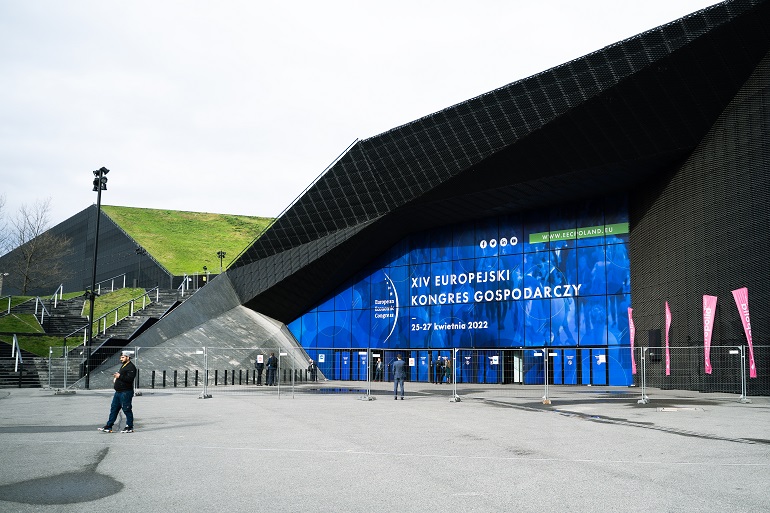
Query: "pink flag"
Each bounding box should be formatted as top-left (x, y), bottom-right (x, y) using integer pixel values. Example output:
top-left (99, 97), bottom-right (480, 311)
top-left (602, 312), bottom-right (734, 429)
top-left (732, 287), bottom-right (757, 378)
top-left (703, 295), bottom-right (717, 375)
top-left (628, 307), bottom-right (637, 374)
top-left (664, 301), bottom-right (671, 376)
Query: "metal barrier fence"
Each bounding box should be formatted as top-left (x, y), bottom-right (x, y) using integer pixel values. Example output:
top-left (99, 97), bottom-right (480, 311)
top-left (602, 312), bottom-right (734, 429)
top-left (34, 344), bottom-right (769, 403)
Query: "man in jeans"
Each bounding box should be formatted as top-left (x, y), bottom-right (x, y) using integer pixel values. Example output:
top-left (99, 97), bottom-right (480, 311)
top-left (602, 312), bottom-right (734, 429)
top-left (98, 350), bottom-right (137, 433)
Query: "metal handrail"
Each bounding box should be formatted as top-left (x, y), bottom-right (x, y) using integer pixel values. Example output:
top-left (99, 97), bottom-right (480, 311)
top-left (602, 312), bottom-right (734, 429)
top-left (49, 285), bottom-right (64, 308)
top-left (34, 297), bottom-right (51, 325)
top-left (66, 287), bottom-right (160, 346)
top-left (94, 273), bottom-right (127, 295)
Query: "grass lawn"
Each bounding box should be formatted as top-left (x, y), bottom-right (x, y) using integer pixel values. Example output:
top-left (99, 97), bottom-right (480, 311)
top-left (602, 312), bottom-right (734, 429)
top-left (101, 205), bottom-right (273, 274)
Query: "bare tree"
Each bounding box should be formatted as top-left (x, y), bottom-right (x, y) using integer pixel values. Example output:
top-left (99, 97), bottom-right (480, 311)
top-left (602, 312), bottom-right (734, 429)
top-left (5, 198), bottom-right (72, 295)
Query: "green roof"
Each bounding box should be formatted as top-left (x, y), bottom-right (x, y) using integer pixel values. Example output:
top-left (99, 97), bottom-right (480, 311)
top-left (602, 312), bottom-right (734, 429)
top-left (101, 206), bottom-right (272, 275)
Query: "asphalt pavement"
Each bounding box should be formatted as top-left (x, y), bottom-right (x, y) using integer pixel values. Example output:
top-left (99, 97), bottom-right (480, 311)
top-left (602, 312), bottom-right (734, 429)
top-left (0, 384), bottom-right (768, 512)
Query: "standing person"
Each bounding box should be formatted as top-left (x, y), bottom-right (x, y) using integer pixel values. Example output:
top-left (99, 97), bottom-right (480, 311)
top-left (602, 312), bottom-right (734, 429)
top-left (307, 358), bottom-right (318, 381)
top-left (374, 357), bottom-right (384, 381)
top-left (266, 352), bottom-right (278, 386)
top-left (98, 351), bottom-right (137, 433)
top-left (444, 357), bottom-right (452, 384)
top-left (435, 356), bottom-right (444, 384)
top-left (254, 354), bottom-right (265, 386)
top-left (392, 354), bottom-right (406, 400)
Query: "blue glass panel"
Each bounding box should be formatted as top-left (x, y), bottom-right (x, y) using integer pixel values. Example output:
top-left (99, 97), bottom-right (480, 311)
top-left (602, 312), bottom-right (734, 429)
top-left (317, 311), bottom-right (335, 349)
top-left (591, 349), bottom-right (607, 385)
top-left (498, 296), bottom-right (524, 347)
top-left (393, 310), bottom-right (411, 350)
top-left (429, 304), bottom-right (452, 348)
top-left (550, 296), bottom-right (577, 346)
top-left (332, 310), bottom-right (352, 348)
top-left (388, 265), bottom-right (410, 307)
top-left (350, 309), bottom-right (370, 348)
top-left (523, 349), bottom-right (545, 384)
top-left (552, 349), bottom-right (564, 384)
top-left (408, 305), bottom-right (431, 348)
top-left (416, 351), bottom-right (430, 381)
top-left (608, 293), bottom-right (631, 346)
top-left (484, 349), bottom-right (500, 383)
top-left (338, 351), bottom-right (351, 380)
top-left (578, 296), bottom-right (615, 346)
top-left (355, 351), bottom-right (368, 380)
top-left (457, 351), bottom-right (474, 383)
top-left (563, 349), bottom-right (578, 384)
top-left (577, 245), bottom-right (607, 296)
top-left (606, 242), bottom-right (630, 295)
top-left (607, 347), bottom-right (633, 386)
top-left (452, 302), bottom-right (477, 347)
top-left (580, 349), bottom-right (592, 384)
top-left (524, 299), bottom-right (550, 347)
top-left (287, 317), bottom-right (302, 345)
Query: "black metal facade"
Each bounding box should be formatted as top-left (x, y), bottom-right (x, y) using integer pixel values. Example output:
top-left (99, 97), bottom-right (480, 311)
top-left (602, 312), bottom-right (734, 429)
top-left (629, 52), bottom-right (770, 346)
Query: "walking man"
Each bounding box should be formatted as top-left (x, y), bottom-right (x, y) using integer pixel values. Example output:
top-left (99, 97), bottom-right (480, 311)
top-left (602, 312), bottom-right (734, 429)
top-left (392, 354), bottom-right (406, 400)
top-left (98, 350), bottom-right (137, 433)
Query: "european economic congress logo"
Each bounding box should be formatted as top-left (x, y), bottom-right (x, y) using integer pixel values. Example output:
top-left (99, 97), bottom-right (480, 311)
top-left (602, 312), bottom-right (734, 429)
top-left (373, 272), bottom-right (398, 344)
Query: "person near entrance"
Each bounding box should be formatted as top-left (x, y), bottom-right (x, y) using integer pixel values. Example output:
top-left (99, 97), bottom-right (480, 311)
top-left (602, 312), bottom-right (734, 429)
top-left (307, 358), bottom-right (318, 381)
top-left (254, 354), bottom-right (265, 385)
top-left (374, 358), bottom-right (384, 381)
top-left (266, 352), bottom-right (278, 386)
top-left (392, 354), bottom-right (406, 400)
top-left (434, 356), bottom-right (444, 384)
top-left (98, 350), bottom-right (137, 433)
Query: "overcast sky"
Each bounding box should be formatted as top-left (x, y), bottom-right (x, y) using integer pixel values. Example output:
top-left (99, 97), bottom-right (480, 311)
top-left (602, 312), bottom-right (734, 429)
top-left (1, 0), bottom-right (720, 227)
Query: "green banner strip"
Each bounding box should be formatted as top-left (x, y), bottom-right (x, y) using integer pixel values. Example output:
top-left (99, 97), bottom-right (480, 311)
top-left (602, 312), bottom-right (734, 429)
top-left (529, 222), bottom-right (629, 244)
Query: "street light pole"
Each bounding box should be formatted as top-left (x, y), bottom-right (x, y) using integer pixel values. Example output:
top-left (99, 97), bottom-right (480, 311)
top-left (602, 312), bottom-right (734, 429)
top-left (85, 166), bottom-right (109, 390)
top-left (217, 250), bottom-right (226, 274)
top-left (135, 246), bottom-right (146, 287)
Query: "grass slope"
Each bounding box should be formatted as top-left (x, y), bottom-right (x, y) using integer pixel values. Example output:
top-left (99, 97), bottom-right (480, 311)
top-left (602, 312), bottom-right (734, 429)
top-left (101, 205), bottom-right (272, 274)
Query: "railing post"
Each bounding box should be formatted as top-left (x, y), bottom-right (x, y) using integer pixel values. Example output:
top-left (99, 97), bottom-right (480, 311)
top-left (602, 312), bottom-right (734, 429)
top-left (739, 345), bottom-right (751, 404)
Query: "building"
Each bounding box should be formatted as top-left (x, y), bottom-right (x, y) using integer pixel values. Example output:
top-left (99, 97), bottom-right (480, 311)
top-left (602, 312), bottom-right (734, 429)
top-left (103, 0), bottom-right (770, 391)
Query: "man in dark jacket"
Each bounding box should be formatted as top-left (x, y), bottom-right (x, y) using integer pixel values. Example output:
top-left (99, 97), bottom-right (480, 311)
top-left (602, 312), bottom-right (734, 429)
top-left (392, 354), bottom-right (407, 400)
top-left (98, 351), bottom-right (137, 433)
top-left (266, 352), bottom-right (278, 386)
